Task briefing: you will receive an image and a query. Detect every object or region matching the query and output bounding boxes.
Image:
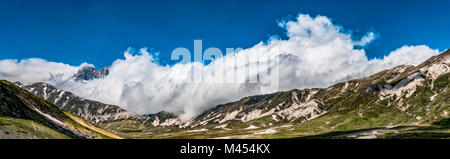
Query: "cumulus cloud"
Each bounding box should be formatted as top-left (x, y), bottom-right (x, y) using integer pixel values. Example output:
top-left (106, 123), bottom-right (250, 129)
top-left (354, 32), bottom-right (377, 46)
top-left (0, 58), bottom-right (81, 84)
top-left (0, 13), bottom-right (440, 120)
top-left (374, 45), bottom-right (440, 66)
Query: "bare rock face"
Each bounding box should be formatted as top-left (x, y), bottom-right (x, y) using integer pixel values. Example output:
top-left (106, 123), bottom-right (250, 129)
top-left (72, 66), bottom-right (110, 82)
top-left (145, 111), bottom-right (181, 127)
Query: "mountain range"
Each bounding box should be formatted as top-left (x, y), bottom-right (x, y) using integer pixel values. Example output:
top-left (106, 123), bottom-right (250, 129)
top-left (1, 49), bottom-right (449, 139)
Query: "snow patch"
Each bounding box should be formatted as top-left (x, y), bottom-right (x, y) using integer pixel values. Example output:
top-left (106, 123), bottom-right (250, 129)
top-left (32, 107), bottom-right (65, 126)
top-left (187, 128), bottom-right (208, 132)
top-left (274, 125), bottom-right (293, 129)
top-left (245, 125), bottom-right (259, 130)
top-left (272, 115), bottom-right (279, 122)
top-left (43, 86), bottom-right (48, 99)
top-left (220, 110), bottom-right (239, 123)
top-left (215, 124), bottom-right (228, 129)
top-left (423, 61), bottom-right (450, 80)
top-left (240, 108), bottom-right (275, 122)
top-left (54, 90), bottom-right (66, 103)
top-left (254, 129), bottom-right (276, 135)
top-left (343, 82), bottom-right (349, 90)
top-left (430, 94), bottom-right (438, 101)
top-left (160, 118), bottom-right (181, 126)
top-left (277, 98), bottom-right (324, 121)
top-left (151, 117), bottom-right (160, 126)
top-left (306, 89), bottom-right (319, 101)
top-left (357, 135), bottom-right (377, 139)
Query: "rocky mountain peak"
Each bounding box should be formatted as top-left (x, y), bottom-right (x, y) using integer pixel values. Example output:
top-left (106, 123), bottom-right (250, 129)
top-left (13, 81), bottom-right (23, 87)
top-left (72, 65), bottom-right (110, 81)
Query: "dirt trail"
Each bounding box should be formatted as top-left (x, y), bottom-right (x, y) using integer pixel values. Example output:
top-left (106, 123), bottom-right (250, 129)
top-left (66, 113), bottom-right (123, 139)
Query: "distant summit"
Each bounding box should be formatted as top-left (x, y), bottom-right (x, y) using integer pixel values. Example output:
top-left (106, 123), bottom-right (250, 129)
top-left (72, 65), bottom-right (110, 81)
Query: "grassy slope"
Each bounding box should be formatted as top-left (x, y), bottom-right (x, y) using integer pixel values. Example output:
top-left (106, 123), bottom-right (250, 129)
top-left (0, 116), bottom-right (70, 139)
top-left (64, 112), bottom-right (122, 139)
top-left (0, 80), bottom-right (121, 139)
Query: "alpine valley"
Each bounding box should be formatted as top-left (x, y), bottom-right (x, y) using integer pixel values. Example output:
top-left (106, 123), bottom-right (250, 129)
top-left (1, 50), bottom-right (450, 139)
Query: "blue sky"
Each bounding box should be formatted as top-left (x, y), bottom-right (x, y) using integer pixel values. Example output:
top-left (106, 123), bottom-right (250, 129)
top-left (0, 0), bottom-right (449, 68)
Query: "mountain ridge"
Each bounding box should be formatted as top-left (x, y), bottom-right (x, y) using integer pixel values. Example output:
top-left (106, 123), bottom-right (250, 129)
top-left (0, 80), bottom-right (121, 139)
top-left (21, 82), bottom-right (143, 124)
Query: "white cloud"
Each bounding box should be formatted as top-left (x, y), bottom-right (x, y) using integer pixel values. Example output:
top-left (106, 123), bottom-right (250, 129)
top-left (0, 58), bottom-right (82, 84)
top-left (354, 32), bottom-right (376, 46)
top-left (377, 45), bottom-right (439, 65)
top-left (0, 13), bottom-right (440, 120)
